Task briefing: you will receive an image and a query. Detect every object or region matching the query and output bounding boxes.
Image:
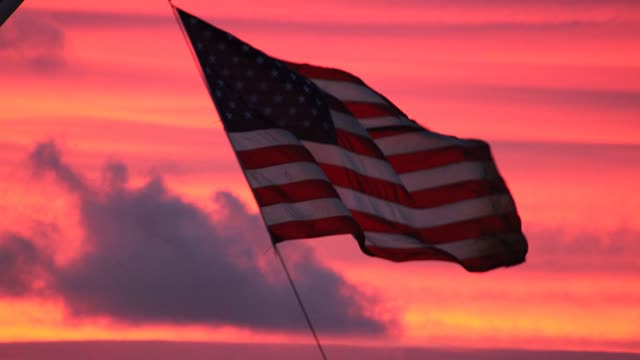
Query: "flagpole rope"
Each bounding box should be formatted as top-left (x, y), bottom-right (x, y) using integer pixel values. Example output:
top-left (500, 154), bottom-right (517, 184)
top-left (274, 244), bottom-right (328, 360)
top-left (167, 2), bottom-right (328, 358)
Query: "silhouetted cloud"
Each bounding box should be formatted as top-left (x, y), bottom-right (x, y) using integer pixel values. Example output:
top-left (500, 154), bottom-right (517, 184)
top-left (0, 141), bottom-right (387, 334)
top-left (0, 10), bottom-right (66, 70)
top-left (0, 233), bottom-right (53, 296)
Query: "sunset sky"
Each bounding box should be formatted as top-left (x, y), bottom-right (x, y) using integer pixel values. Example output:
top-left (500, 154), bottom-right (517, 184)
top-left (1, 0), bottom-right (639, 358)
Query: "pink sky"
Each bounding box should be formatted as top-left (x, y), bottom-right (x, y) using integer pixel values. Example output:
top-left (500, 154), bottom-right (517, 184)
top-left (1, 0), bottom-right (639, 357)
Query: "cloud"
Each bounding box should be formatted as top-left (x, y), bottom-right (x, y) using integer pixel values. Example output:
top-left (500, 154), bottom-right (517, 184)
top-left (523, 225), bottom-right (640, 273)
top-left (0, 141), bottom-right (387, 334)
top-left (0, 234), bottom-right (53, 296)
top-left (0, 9), bottom-right (66, 71)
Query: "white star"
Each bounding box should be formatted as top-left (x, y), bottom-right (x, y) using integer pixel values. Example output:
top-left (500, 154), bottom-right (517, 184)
top-left (204, 31), bottom-right (212, 38)
top-left (256, 56), bottom-right (264, 64)
top-left (226, 33), bottom-right (235, 40)
top-left (208, 55), bottom-right (216, 63)
top-left (189, 18), bottom-right (197, 25)
top-left (235, 81), bottom-right (244, 89)
top-left (311, 108), bottom-right (318, 117)
top-left (297, 95), bottom-right (305, 103)
top-left (259, 82), bottom-right (268, 90)
top-left (244, 111), bottom-right (252, 119)
top-left (215, 90), bottom-right (223, 97)
top-left (264, 107), bottom-right (272, 115)
top-left (217, 79), bottom-right (225, 86)
top-left (218, 43), bottom-right (226, 50)
top-left (229, 101), bottom-right (236, 108)
top-left (271, 69), bottom-right (279, 78)
top-left (249, 95), bottom-right (257, 103)
top-left (232, 57), bottom-right (240, 64)
top-left (222, 68), bottom-right (230, 76)
top-left (204, 67), bottom-right (211, 74)
top-left (289, 73), bottom-right (297, 80)
top-left (322, 122), bottom-right (330, 130)
top-left (196, 42), bottom-right (203, 50)
top-left (225, 112), bottom-right (232, 120)
top-left (289, 108), bottom-right (297, 115)
top-left (274, 95), bottom-right (283, 103)
top-left (242, 44), bottom-right (250, 52)
top-left (315, 98), bottom-right (322, 105)
top-left (246, 69), bottom-right (255, 77)
top-left (303, 120), bottom-right (311, 127)
top-left (285, 83), bottom-right (293, 91)
top-left (303, 85), bottom-right (310, 93)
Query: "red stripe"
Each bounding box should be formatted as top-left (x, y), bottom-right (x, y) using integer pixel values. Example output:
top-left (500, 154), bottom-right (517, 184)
top-left (268, 216), bottom-right (361, 241)
top-left (336, 129), bottom-right (385, 159)
top-left (419, 212), bottom-right (521, 244)
top-left (237, 145), bottom-right (314, 169)
top-left (286, 62), bottom-right (363, 83)
top-left (253, 180), bottom-right (339, 206)
top-left (352, 210), bottom-right (521, 244)
top-left (411, 179), bottom-right (509, 208)
top-left (342, 101), bottom-right (404, 118)
top-left (388, 143), bottom-right (492, 174)
top-left (369, 127), bottom-right (421, 139)
top-left (364, 242), bottom-right (526, 272)
top-left (319, 163), bottom-right (413, 205)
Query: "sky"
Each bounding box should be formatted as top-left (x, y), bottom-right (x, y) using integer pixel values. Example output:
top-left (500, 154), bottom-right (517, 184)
top-left (0, 0), bottom-right (639, 358)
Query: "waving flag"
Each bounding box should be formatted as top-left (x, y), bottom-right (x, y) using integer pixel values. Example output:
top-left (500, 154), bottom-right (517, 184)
top-left (175, 7), bottom-right (527, 272)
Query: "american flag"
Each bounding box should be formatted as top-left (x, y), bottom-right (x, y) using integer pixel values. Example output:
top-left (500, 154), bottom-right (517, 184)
top-left (176, 8), bottom-right (527, 272)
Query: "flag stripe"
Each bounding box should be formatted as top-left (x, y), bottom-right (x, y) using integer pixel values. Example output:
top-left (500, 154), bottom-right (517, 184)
top-left (363, 232), bottom-right (523, 259)
top-left (342, 101), bottom-right (405, 119)
top-left (313, 79), bottom-right (388, 104)
top-left (400, 161), bottom-right (494, 192)
top-left (388, 144), bottom-right (492, 174)
top-left (369, 126), bottom-right (422, 139)
top-left (245, 162), bottom-right (328, 188)
top-left (359, 116), bottom-right (421, 129)
top-left (303, 141), bottom-right (404, 185)
top-left (353, 211), bottom-right (519, 244)
top-left (237, 145), bottom-right (315, 169)
top-left (375, 131), bottom-right (480, 156)
top-left (336, 188), bottom-right (515, 228)
top-left (229, 128), bottom-right (298, 151)
top-left (412, 178), bottom-right (509, 208)
top-left (269, 216), bottom-right (362, 241)
top-left (253, 179), bottom-right (341, 206)
top-left (261, 197), bottom-right (352, 225)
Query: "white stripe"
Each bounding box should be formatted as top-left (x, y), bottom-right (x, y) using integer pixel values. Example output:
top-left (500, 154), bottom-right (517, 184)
top-left (363, 232), bottom-right (523, 260)
top-left (229, 129), bottom-right (299, 151)
top-left (261, 198), bottom-right (351, 225)
top-left (312, 79), bottom-right (387, 104)
top-left (302, 141), bottom-right (403, 185)
top-left (375, 131), bottom-right (475, 156)
top-left (401, 161), bottom-right (494, 192)
top-left (336, 187), bottom-right (514, 228)
top-left (363, 232), bottom-right (428, 249)
top-left (360, 116), bottom-right (419, 129)
top-left (245, 162), bottom-right (328, 188)
top-left (330, 110), bottom-right (370, 138)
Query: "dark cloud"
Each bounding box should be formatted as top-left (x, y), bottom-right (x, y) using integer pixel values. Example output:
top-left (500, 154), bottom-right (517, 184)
top-left (0, 233), bottom-right (53, 296)
top-left (0, 141), bottom-right (387, 335)
top-left (0, 9), bottom-right (66, 70)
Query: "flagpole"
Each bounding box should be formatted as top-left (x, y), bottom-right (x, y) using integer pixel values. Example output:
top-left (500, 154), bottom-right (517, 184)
top-left (274, 244), bottom-right (328, 360)
top-left (167, 2), bottom-right (328, 359)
